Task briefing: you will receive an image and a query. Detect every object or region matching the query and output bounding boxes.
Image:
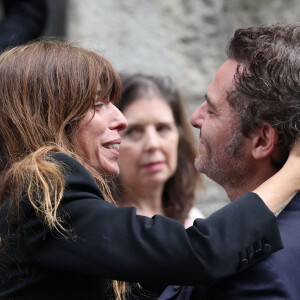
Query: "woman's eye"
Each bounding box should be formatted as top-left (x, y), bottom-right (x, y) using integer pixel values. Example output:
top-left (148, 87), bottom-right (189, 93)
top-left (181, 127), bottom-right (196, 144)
top-left (157, 125), bottom-right (171, 132)
top-left (124, 127), bottom-right (143, 140)
top-left (93, 103), bottom-right (104, 110)
top-left (93, 98), bottom-right (110, 110)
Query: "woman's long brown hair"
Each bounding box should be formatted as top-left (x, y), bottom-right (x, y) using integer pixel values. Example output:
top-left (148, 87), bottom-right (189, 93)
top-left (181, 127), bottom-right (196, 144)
top-left (114, 73), bottom-right (203, 224)
top-left (0, 40), bottom-right (127, 299)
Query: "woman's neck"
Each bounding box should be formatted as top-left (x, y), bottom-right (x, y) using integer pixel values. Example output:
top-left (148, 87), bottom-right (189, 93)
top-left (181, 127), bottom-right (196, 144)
top-left (121, 182), bottom-right (165, 218)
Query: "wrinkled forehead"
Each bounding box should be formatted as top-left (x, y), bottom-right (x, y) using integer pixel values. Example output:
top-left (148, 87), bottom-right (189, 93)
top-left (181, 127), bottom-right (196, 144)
top-left (212, 60), bottom-right (238, 93)
top-left (206, 60), bottom-right (238, 108)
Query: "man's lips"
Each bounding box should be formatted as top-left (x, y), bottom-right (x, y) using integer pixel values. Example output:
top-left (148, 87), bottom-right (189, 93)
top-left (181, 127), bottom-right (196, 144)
top-left (199, 131), bottom-right (204, 144)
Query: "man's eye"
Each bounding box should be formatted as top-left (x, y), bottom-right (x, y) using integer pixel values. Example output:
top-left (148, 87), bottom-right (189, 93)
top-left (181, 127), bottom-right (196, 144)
top-left (207, 110), bottom-right (214, 115)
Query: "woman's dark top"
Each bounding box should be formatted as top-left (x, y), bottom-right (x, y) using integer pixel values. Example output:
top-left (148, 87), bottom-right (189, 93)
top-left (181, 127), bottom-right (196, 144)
top-left (0, 153), bottom-right (283, 299)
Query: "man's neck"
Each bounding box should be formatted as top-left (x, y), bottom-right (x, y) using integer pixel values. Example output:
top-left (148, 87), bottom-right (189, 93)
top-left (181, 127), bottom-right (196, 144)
top-left (225, 168), bottom-right (278, 201)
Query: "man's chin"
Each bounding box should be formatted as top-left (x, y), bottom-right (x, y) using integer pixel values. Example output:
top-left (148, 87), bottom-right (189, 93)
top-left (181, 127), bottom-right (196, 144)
top-left (194, 157), bottom-right (207, 173)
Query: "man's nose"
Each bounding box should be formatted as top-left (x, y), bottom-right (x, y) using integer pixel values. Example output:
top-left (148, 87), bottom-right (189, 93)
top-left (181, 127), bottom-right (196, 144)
top-left (190, 102), bottom-right (207, 129)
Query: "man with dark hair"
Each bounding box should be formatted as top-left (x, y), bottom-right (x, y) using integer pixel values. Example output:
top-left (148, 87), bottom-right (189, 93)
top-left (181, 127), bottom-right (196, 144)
top-left (159, 23), bottom-right (300, 299)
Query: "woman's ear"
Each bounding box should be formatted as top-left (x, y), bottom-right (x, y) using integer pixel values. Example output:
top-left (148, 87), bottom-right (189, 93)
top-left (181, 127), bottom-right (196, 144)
top-left (251, 122), bottom-right (278, 159)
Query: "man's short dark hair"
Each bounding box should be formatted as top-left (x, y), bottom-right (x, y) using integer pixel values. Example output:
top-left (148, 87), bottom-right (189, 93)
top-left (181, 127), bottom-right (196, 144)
top-left (227, 23), bottom-right (300, 168)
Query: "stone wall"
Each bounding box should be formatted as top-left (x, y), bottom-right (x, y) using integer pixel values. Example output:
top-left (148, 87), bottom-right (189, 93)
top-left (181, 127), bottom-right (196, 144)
top-left (65, 0), bottom-right (300, 216)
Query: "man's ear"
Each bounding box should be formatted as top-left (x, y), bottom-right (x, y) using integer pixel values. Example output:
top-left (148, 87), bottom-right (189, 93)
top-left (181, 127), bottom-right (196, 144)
top-left (251, 123), bottom-right (278, 159)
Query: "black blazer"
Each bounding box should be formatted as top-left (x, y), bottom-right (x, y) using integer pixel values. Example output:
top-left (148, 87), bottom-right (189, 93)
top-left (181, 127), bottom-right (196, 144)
top-left (159, 192), bottom-right (300, 300)
top-left (0, 153), bottom-right (282, 299)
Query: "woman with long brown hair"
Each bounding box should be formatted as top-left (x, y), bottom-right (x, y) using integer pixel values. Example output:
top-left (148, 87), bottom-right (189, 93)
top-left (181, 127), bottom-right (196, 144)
top-left (0, 40), bottom-right (299, 300)
top-left (113, 73), bottom-right (203, 227)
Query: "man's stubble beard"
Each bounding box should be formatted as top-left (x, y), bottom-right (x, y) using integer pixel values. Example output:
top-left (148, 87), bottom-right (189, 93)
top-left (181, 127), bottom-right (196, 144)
top-left (195, 129), bottom-right (253, 189)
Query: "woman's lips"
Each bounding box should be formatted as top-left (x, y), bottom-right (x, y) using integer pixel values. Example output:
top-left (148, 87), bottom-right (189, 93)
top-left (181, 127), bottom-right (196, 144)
top-left (103, 140), bottom-right (121, 157)
top-left (107, 147), bottom-right (120, 157)
top-left (143, 161), bottom-right (165, 172)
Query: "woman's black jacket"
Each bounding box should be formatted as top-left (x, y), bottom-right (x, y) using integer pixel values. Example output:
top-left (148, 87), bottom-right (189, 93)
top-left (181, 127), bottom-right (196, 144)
top-left (0, 153), bottom-right (283, 299)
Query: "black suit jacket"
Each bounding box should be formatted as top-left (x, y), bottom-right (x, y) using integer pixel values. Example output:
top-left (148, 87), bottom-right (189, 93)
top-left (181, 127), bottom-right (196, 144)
top-left (0, 153), bottom-right (283, 299)
top-left (159, 193), bottom-right (300, 300)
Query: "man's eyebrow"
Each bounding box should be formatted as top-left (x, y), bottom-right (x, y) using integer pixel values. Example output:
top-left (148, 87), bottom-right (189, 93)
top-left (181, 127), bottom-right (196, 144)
top-left (205, 94), bottom-right (217, 110)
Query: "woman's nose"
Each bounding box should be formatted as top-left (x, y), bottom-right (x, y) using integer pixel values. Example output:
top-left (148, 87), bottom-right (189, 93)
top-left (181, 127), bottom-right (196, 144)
top-left (144, 127), bottom-right (160, 151)
top-left (110, 104), bottom-right (128, 131)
